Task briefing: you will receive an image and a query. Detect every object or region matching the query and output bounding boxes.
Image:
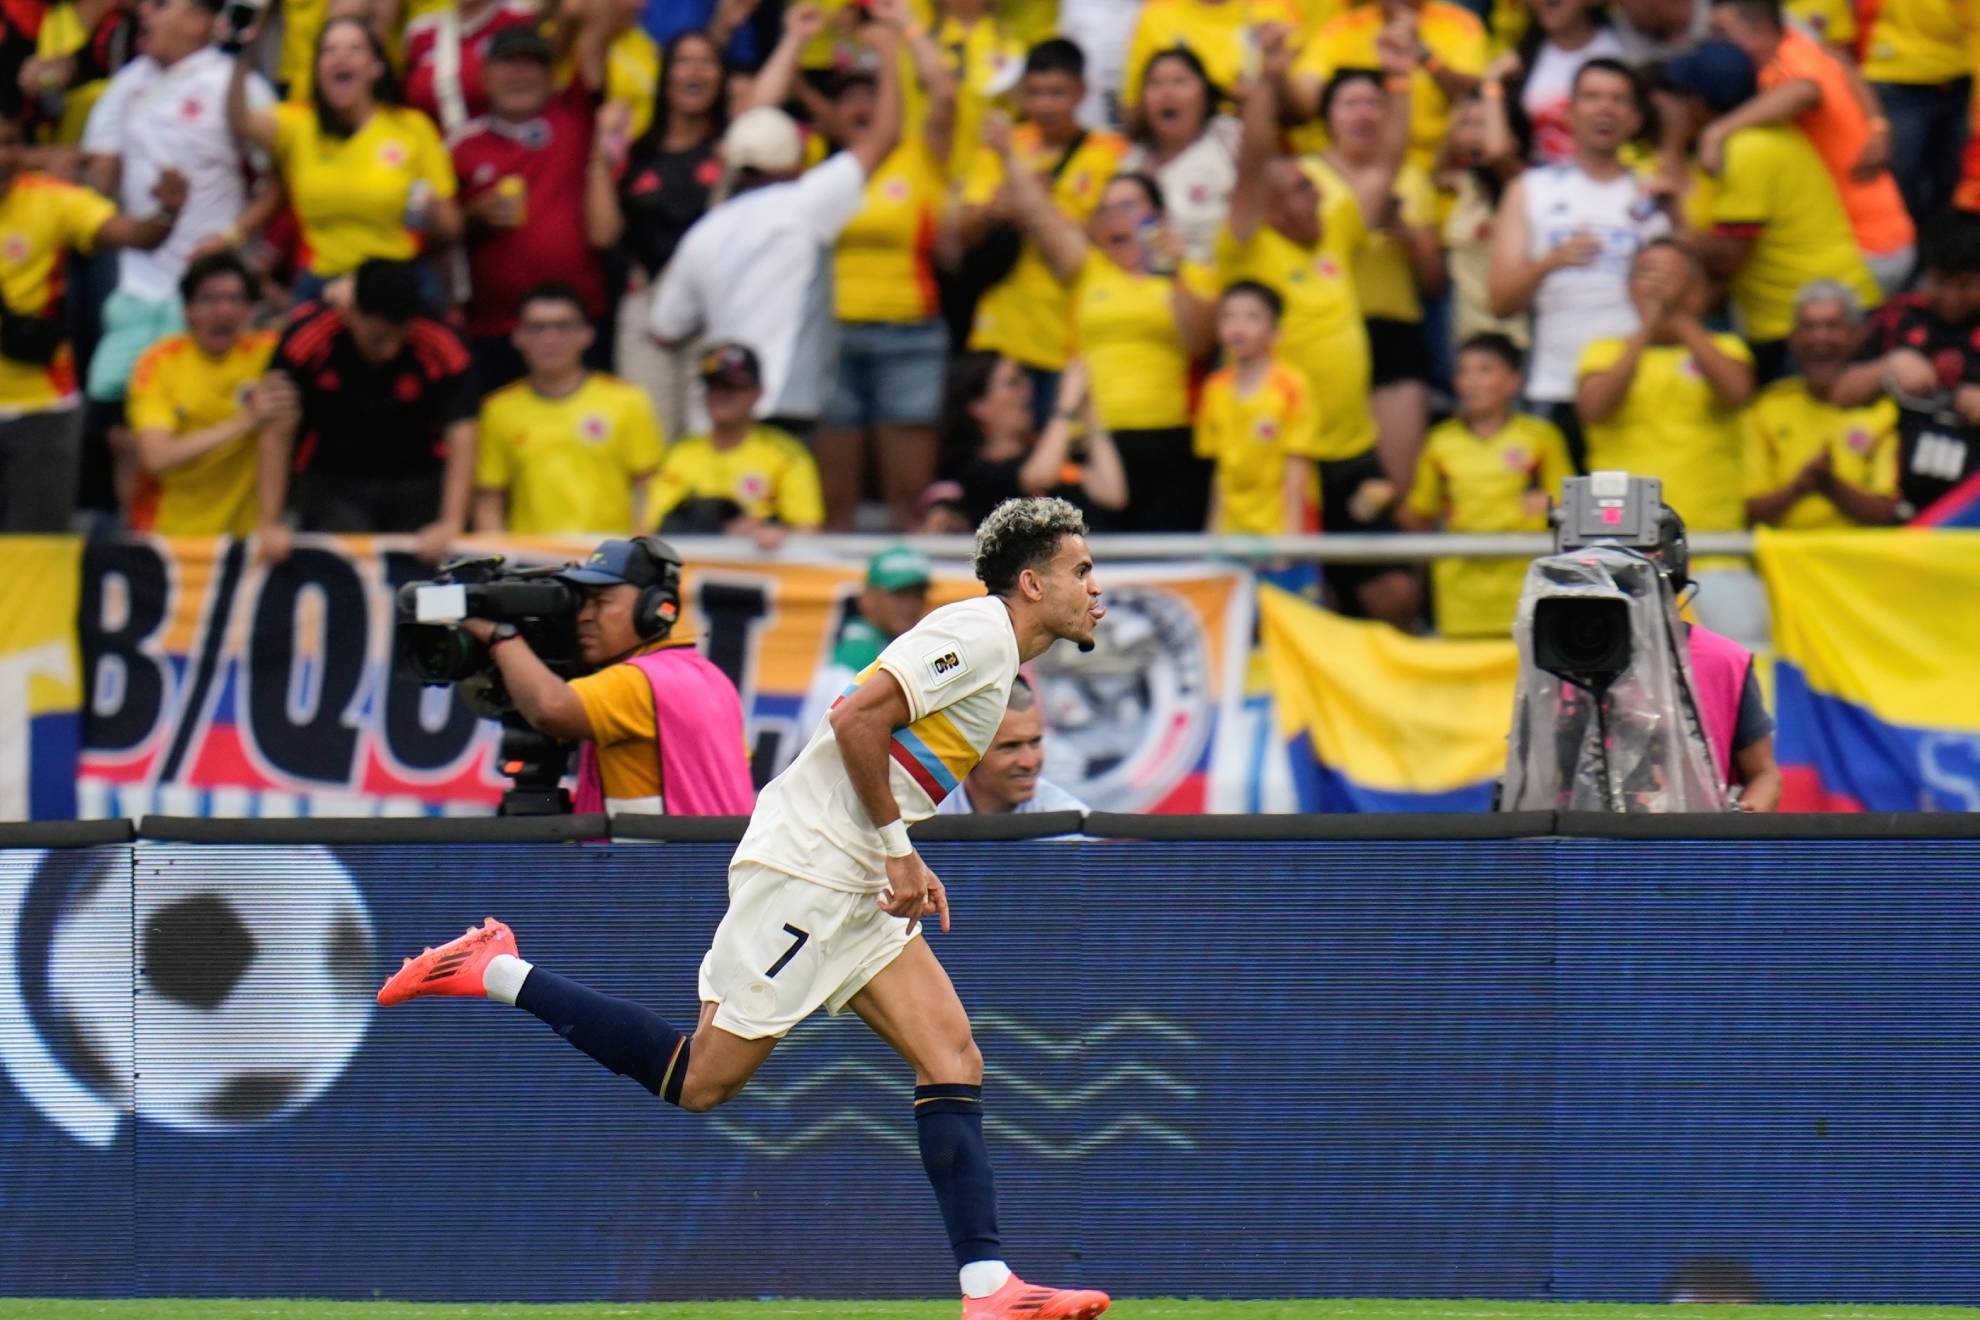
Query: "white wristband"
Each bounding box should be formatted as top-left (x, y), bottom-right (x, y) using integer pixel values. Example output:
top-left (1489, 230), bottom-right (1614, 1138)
top-left (877, 818), bottom-right (913, 858)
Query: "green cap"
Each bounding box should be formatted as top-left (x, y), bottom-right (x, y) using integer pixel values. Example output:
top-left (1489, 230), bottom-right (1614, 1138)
top-left (866, 545), bottom-right (932, 591)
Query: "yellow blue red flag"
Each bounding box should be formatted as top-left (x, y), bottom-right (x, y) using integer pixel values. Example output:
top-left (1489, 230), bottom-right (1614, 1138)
top-left (1258, 585), bottom-right (1518, 811)
top-left (1758, 528), bottom-right (1980, 810)
top-left (0, 536), bottom-right (83, 820)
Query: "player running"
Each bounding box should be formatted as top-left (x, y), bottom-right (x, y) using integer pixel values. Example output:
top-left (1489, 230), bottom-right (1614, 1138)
top-left (379, 497), bottom-right (1110, 1320)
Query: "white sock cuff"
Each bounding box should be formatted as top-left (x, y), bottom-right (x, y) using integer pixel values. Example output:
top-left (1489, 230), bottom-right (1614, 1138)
top-left (959, 1260), bottom-right (1011, 1299)
top-left (483, 953), bottom-right (533, 1006)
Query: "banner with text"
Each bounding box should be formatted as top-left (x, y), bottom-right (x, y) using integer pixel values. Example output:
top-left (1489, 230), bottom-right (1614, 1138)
top-left (63, 536), bottom-right (1255, 818)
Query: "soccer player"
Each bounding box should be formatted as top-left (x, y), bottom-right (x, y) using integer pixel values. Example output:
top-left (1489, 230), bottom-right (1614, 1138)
top-left (379, 497), bottom-right (1112, 1320)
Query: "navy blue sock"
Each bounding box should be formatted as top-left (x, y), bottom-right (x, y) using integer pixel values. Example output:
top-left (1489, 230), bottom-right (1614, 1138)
top-left (915, 1083), bottom-right (1001, 1267)
top-left (514, 967), bottom-right (691, 1106)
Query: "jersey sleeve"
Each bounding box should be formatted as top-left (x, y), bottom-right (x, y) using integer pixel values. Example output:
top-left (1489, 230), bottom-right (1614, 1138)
top-left (1709, 133), bottom-right (1774, 231)
top-left (618, 388), bottom-right (665, 475)
top-left (873, 606), bottom-right (1008, 725)
top-left (647, 443), bottom-right (695, 526)
top-left (81, 68), bottom-right (134, 154)
top-left (1740, 405), bottom-right (1777, 500)
top-left (569, 661), bottom-right (657, 748)
top-left (796, 151), bottom-right (869, 242)
top-left (125, 345), bottom-right (176, 433)
top-left (271, 102), bottom-right (310, 171)
top-left (408, 109), bottom-right (459, 198)
top-left (1532, 418), bottom-right (1573, 496)
top-left (474, 394), bottom-right (514, 489)
top-left (1732, 664), bottom-right (1775, 751)
top-left (1192, 385), bottom-right (1224, 460)
top-left (1575, 336), bottom-right (1625, 380)
top-left (1404, 438), bottom-right (1445, 521)
top-left (63, 183), bottom-right (119, 254)
top-left (772, 437), bottom-right (825, 528)
top-left (1282, 374), bottom-right (1323, 459)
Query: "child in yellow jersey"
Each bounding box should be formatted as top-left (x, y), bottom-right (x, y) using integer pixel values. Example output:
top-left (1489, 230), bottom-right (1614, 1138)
top-left (1195, 281), bottom-right (1322, 536)
top-left (1399, 333), bottom-right (1573, 638)
top-left (650, 343), bottom-right (825, 546)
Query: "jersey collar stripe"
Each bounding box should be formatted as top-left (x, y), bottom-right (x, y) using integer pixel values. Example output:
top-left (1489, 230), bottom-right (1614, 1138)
top-left (889, 734), bottom-right (956, 801)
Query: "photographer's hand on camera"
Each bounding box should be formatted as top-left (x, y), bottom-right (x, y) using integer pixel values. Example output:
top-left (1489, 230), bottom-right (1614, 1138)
top-left (461, 616), bottom-right (595, 742)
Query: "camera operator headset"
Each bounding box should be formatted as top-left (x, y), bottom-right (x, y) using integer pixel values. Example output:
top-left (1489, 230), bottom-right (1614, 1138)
top-left (1648, 508), bottom-right (1782, 812)
top-left (462, 536), bottom-right (756, 815)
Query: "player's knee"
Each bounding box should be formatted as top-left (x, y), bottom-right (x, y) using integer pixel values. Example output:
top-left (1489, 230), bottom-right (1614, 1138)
top-left (673, 1076), bottom-right (736, 1113)
top-left (919, 1029), bottom-right (982, 1086)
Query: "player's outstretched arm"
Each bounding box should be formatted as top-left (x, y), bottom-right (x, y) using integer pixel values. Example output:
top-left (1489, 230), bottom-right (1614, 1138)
top-left (829, 669), bottom-right (951, 932)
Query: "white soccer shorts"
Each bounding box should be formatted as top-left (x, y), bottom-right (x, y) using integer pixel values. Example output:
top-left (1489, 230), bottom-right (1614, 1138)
top-left (697, 860), bottom-right (916, 1039)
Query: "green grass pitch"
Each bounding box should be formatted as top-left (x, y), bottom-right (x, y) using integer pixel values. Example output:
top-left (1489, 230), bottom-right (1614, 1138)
top-left (12, 1300), bottom-right (1980, 1319)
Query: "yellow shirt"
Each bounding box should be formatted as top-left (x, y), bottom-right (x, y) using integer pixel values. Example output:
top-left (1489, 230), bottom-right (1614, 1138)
top-left (934, 16), bottom-right (1026, 182)
top-left (1406, 413), bottom-right (1572, 637)
top-left (606, 27), bottom-right (661, 142)
top-left (0, 173), bottom-right (114, 413)
top-left (964, 126), bottom-right (1130, 371)
top-left (569, 637), bottom-right (699, 809)
top-left (126, 330), bottom-right (278, 536)
top-left (278, 0), bottom-right (329, 96)
top-left (1121, 0), bottom-right (1305, 108)
top-left (1786, 0), bottom-right (1856, 48)
top-left (1312, 155), bottom-right (1436, 323)
top-left (1578, 334), bottom-right (1754, 532)
top-left (1215, 222), bottom-right (1374, 461)
top-left (836, 138), bottom-right (945, 323)
top-left (1690, 125), bottom-right (1879, 343)
top-left (651, 425), bottom-right (825, 528)
top-left (1074, 250), bottom-right (1214, 431)
top-left (1194, 358), bottom-right (1322, 534)
top-left (1002, 0), bottom-right (1059, 47)
top-left (1742, 377), bottom-right (1899, 530)
top-left (272, 102), bottom-right (458, 277)
top-left (1294, 1), bottom-right (1487, 168)
top-left (1861, 0), bottom-right (1972, 84)
top-left (476, 373), bottom-right (664, 535)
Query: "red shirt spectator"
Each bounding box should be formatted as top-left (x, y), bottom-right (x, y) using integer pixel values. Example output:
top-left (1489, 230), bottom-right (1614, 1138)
top-left (403, 0), bottom-right (540, 133)
top-left (450, 32), bottom-right (606, 344)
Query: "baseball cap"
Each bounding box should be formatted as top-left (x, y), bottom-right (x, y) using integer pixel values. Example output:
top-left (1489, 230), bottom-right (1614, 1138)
top-left (720, 106), bottom-right (804, 177)
top-left (486, 25), bottom-right (553, 64)
top-left (561, 539), bottom-right (649, 586)
top-left (913, 479), bottom-right (967, 523)
top-left (867, 545), bottom-right (932, 592)
top-left (1656, 39), bottom-right (1756, 116)
top-left (698, 342), bottom-right (761, 390)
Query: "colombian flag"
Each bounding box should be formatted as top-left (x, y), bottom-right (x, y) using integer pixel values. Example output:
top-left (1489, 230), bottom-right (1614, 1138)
top-left (1758, 529), bottom-right (1980, 811)
top-left (1258, 585), bottom-right (1518, 811)
top-left (0, 536), bottom-right (83, 820)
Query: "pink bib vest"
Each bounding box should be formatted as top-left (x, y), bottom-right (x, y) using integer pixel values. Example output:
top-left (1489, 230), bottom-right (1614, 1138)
top-left (573, 645), bottom-right (756, 816)
top-left (1685, 624), bottom-right (1752, 788)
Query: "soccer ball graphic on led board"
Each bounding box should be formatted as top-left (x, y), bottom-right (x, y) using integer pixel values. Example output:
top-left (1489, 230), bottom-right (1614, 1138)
top-left (36, 846), bottom-right (377, 1136)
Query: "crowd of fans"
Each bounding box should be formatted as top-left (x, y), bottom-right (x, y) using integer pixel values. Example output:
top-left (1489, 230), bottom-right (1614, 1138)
top-left (0, 0), bottom-right (1975, 639)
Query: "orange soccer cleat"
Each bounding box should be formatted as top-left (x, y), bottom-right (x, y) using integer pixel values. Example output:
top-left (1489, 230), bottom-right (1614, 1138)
top-left (962, 1276), bottom-right (1111, 1320)
top-left (376, 917), bottom-right (518, 1007)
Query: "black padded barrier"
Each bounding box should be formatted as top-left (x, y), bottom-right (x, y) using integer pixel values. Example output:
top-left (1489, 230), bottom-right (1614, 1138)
top-left (1085, 811), bottom-right (1560, 841)
top-left (136, 814), bottom-right (610, 845)
top-left (5, 811), bottom-right (1975, 850)
top-left (0, 819), bottom-right (134, 848)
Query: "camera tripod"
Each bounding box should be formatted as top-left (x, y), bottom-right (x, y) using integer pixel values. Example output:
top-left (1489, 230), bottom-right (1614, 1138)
top-left (496, 720), bottom-right (577, 816)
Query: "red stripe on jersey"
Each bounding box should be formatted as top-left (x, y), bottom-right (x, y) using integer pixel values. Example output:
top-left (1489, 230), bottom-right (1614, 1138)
top-left (888, 739), bottom-right (945, 802)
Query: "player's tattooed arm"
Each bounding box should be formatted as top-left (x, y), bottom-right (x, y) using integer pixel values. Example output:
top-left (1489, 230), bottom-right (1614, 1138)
top-left (828, 668), bottom-right (951, 931)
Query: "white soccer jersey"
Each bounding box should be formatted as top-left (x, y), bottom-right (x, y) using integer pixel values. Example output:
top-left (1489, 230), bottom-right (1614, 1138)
top-left (735, 595), bottom-right (1021, 893)
top-left (1522, 162), bottom-right (1670, 403)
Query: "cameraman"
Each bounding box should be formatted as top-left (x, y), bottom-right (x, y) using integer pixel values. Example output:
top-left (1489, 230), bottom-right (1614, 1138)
top-left (1653, 508), bottom-right (1782, 813)
top-left (461, 536), bottom-right (755, 816)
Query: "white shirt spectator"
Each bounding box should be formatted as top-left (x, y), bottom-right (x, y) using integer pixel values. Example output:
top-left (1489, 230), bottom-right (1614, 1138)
top-left (1059, 0), bottom-right (1142, 127)
top-left (83, 47), bottom-right (272, 301)
top-left (1123, 115), bottom-right (1239, 265)
top-left (1521, 161), bottom-right (1670, 403)
top-left (651, 150), bottom-right (868, 423)
top-left (1612, 0), bottom-right (1709, 66)
top-left (935, 778), bottom-right (1091, 816)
